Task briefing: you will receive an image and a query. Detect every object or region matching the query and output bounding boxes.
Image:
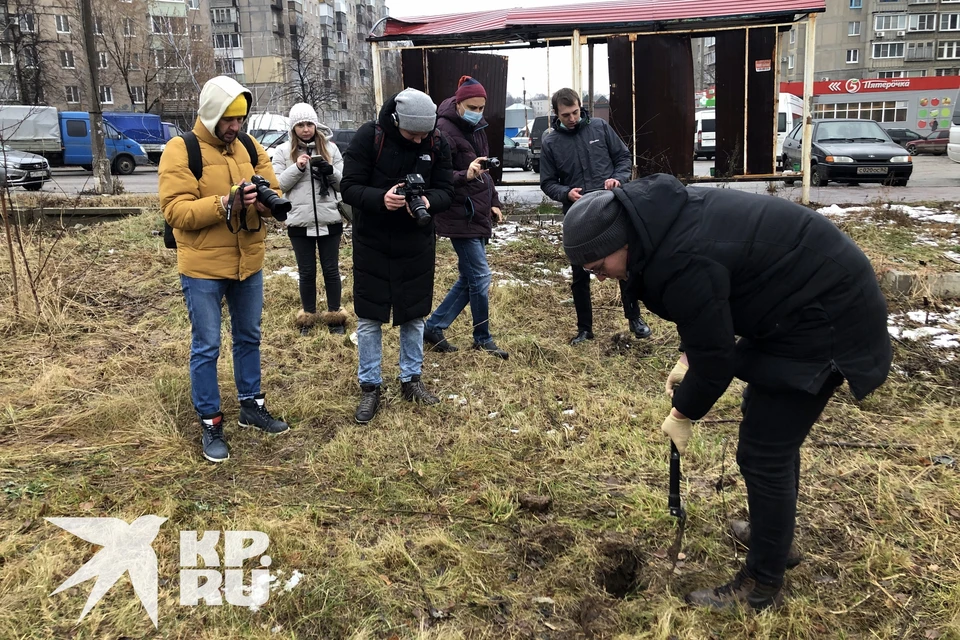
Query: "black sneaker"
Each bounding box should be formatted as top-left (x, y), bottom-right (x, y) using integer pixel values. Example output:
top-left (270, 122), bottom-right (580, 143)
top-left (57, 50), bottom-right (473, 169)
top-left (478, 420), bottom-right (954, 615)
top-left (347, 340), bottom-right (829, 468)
top-left (238, 394), bottom-right (290, 434)
top-left (401, 375), bottom-right (440, 404)
top-left (569, 330), bottom-right (594, 346)
top-left (200, 412), bottom-right (230, 463)
top-left (628, 317), bottom-right (652, 339)
top-left (355, 383), bottom-right (382, 423)
top-left (423, 327), bottom-right (458, 353)
top-left (473, 340), bottom-right (509, 360)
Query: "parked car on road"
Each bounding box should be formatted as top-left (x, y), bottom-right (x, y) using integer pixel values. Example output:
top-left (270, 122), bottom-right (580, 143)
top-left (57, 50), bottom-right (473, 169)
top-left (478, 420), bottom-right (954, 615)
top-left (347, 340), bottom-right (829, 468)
top-left (332, 129), bottom-right (357, 153)
top-left (904, 129), bottom-right (949, 156)
top-left (511, 135), bottom-right (530, 148)
top-left (0, 144), bottom-right (51, 191)
top-left (885, 127), bottom-right (923, 149)
top-left (529, 115), bottom-right (550, 173)
top-left (694, 109), bottom-right (716, 160)
top-left (781, 118), bottom-right (912, 186)
top-left (502, 135), bottom-right (532, 170)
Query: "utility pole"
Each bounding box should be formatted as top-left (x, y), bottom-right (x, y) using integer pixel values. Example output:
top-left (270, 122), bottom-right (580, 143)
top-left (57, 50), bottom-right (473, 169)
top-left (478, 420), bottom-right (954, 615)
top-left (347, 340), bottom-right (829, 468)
top-left (79, 0), bottom-right (116, 194)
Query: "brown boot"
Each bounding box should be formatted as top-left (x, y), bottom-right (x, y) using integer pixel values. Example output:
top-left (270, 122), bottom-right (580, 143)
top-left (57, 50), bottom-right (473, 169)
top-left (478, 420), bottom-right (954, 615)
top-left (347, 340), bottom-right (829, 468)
top-left (321, 308), bottom-right (349, 334)
top-left (685, 567), bottom-right (784, 611)
top-left (730, 520), bottom-right (802, 569)
top-left (296, 310), bottom-right (319, 336)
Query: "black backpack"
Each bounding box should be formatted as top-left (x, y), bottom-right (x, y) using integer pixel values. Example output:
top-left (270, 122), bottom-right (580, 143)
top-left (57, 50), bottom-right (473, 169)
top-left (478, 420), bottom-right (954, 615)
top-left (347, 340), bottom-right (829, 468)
top-left (163, 131), bottom-right (260, 249)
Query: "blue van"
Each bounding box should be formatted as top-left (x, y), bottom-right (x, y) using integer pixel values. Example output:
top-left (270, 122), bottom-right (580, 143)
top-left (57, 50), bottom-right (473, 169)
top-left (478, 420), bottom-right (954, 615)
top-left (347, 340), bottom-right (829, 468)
top-left (60, 112), bottom-right (150, 175)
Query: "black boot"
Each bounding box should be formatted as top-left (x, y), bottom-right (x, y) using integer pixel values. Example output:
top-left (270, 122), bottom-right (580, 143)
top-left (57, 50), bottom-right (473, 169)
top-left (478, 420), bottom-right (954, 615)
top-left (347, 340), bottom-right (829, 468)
top-left (730, 520), bottom-right (802, 569)
top-left (569, 330), bottom-right (594, 346)
top-left (628, 317), bottom-right (652, 339)
top-left (401, 375), bottom-right (440, 404)
top-left (355, 383), bottom-right (382, 423)
top-left (473, 340), bottom-right (509, 360)
top-left (329, 324), bottom-right (346, 335)
top-left (238, 395), bottom-right (290, 434)
top-left (423, 327), bottom-right (458, 353)
top-left (200, 412), bottom-right (230, 463)
top-left (685, 567), bottom-right (784, 611)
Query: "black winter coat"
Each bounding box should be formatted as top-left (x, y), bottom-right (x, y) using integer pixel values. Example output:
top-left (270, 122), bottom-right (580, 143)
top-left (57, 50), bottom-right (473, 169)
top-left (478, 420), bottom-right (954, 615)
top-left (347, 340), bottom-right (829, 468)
top-left (340, 95), bottom-right (454, 325)
top-left (540, 116), bottom-right (632, 214)
top-left (616, 175), bottom-right (891, 421)
top-left (433, 97), bottom-right (501, 239)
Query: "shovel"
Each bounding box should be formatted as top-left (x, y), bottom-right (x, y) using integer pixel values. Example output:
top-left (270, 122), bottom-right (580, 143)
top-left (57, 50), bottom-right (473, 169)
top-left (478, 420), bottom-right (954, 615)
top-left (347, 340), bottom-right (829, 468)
top-left (666, 440), bottom-right (686, 570)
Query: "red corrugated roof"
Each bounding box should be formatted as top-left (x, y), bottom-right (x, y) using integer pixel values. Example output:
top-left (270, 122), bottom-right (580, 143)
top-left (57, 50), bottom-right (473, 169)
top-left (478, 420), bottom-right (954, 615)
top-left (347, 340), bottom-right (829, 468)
top-left (382, 0), bottom-right (824, 39)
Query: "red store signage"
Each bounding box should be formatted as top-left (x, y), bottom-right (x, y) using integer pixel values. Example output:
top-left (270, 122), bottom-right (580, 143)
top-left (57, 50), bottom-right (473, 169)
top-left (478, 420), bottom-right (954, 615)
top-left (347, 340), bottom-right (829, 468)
top-left (781, 76), bottom-right (960, 96)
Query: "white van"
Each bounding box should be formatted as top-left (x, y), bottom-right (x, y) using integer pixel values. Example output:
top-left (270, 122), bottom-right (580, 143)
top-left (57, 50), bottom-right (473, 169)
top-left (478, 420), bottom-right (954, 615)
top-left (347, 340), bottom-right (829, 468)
top-left (694, 109), bottom-right (715, 159)
top-left (778, 92), bottom-right (804, 160)
top-left (948, 94), bottom-right (960, 163)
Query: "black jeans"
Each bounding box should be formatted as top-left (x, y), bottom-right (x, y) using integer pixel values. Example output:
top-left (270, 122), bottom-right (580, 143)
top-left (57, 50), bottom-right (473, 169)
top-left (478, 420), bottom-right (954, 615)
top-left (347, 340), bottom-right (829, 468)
top-left (570, 264), bottom-right (639, 332)
top-left (289, 224), bottom-right (342, 313)
top-left (737, 373), bottom-right (843, 586)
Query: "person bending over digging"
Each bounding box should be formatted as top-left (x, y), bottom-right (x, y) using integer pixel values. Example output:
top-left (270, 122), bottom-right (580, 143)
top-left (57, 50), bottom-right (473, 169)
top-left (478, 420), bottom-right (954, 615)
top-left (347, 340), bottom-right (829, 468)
top-left (562, 175), bottom-right (891, 610)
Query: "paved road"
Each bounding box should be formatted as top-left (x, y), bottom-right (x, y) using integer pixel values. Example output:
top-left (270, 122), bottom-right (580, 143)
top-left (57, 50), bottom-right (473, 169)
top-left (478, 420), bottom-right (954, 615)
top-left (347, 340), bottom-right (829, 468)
top-left (33, 155), bottom-right (960, 206)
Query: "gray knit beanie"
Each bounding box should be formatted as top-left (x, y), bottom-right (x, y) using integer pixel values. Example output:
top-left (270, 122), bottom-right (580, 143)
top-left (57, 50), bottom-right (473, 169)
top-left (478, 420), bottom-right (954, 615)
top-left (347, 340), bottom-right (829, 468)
top-left (563, 190), bottom-right (631, 266)
top-left (394, 88), bottom-right (437, 133)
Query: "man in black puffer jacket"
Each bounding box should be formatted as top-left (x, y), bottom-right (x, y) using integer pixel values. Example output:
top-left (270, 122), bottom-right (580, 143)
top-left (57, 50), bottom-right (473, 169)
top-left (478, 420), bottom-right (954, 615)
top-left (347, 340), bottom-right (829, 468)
top-left (563, 175), bottom-right (891, 611)
top-left (341, 89), bottom-right (454, 424)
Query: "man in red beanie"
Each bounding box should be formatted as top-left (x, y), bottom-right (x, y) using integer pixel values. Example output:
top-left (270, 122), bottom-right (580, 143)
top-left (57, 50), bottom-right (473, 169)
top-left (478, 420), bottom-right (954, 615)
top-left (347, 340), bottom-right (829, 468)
top-left (424, 76), bottom-right (508, 359)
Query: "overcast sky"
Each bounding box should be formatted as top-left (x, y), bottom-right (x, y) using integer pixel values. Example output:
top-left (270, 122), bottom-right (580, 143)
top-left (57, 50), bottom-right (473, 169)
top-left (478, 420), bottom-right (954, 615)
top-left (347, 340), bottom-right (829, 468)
top-left (383, 0), bottom-right (611, 100)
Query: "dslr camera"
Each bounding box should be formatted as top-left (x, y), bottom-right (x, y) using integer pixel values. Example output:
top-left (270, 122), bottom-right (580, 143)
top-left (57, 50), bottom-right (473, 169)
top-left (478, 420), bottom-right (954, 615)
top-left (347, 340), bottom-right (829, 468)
top-left (479, 157), bottom-right (500, 170)
top-left (245, 175), bottom-right (292, 221)
top-left (394, 173), bottom-right (431, 227)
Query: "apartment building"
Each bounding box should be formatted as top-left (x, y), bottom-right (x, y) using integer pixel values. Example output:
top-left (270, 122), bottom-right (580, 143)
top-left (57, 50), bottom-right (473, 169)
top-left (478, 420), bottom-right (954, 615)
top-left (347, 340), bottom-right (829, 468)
top-left (0, 0), bottom-right (212, 125)
top-left (1, 0), bottom-right (382, 128)
top-left (210, 0), bottom-right (382, 128)
top-left (780, 0), bottom-right (960, 82)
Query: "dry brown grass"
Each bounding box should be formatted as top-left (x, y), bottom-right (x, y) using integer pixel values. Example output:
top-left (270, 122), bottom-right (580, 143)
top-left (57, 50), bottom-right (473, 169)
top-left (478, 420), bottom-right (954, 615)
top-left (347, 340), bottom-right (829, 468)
top-left (0, 202), bottom-right (958, 639)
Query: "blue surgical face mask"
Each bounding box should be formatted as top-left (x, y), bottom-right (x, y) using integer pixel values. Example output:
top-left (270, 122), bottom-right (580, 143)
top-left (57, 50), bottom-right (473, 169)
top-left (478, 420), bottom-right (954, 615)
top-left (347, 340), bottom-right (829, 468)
top-left (461, 109), bottom-right (482, 126)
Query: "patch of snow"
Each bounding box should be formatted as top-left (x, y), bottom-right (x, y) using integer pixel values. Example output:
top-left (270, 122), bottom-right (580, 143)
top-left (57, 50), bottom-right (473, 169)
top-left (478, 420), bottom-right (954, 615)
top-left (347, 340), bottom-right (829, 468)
top-left (265, 265), bottom-right (300, 282)
top-left (283, 570), bottom-right (303, 592)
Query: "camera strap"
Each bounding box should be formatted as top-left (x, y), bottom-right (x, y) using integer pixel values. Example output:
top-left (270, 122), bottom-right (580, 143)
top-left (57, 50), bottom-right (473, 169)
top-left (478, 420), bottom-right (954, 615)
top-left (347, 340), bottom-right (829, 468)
top-left (224, 185), bottom-right (262, 234)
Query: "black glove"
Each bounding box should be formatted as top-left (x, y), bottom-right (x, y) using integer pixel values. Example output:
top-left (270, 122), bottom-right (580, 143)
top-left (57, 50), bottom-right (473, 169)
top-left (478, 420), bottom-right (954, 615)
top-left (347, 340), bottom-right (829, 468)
top-left (310, 156), bottom-right (334, 178)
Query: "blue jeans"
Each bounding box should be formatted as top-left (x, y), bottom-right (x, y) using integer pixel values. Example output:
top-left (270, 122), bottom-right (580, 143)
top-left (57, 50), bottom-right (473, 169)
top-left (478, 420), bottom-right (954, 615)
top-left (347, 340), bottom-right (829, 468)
top-left (425, 238), bottom-right (492, 344)
top-left (180, 271), bottom-right (263, 416)
top-left (357, 317), bottom-right (425, 386)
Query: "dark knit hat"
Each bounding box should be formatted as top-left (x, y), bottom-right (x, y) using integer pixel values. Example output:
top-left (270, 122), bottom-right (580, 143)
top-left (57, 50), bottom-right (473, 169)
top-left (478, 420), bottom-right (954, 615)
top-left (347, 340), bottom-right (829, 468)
top-left (563, 191), bottom-right (631, 266)
top-left (455, 76), bottom-right (487, 102)
top-left (395, 88), bottom-right (437, 133)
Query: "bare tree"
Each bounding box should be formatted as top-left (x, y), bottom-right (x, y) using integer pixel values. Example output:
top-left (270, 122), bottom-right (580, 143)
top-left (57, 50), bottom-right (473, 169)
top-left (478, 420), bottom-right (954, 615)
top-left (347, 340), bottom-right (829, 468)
top-left (284, 19), bottom-right (339, 117)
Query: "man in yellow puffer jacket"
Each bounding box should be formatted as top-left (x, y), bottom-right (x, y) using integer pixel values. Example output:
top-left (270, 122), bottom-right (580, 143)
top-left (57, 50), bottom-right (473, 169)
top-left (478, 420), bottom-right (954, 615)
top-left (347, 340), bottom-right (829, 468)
top-left (160, 75), bottom-right (289, 463)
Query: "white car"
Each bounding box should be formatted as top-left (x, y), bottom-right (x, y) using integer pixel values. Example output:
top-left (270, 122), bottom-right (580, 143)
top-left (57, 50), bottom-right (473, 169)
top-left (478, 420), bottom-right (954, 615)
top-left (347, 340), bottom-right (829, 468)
top-left (511, 135), bottom-right (530, 149)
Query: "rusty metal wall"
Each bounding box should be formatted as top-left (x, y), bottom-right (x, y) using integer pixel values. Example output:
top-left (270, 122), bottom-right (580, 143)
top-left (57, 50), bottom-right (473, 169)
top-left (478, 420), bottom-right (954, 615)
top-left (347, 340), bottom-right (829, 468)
top-left (631, 35), bottom-right (695, 178)
top-left (425, 50), bottom-right (508, 183)
top-left (400, 50), bottom-right (428, 92)
top-left (746, 27), bottom-right (777, 174)
top-left (715, 30), bottom-right (746, 176)
top-left (607, 36), bottom-right (635, 160)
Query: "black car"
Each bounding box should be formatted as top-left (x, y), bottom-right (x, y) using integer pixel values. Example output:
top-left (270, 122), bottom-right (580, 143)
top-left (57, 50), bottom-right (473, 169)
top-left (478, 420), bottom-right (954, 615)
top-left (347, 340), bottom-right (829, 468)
top-left (501, 135), bottom-right (532, 170)
top-left (885, 127), bottom-right (923, 148)
top-left (529, 115), bottom-right (550, 173)
top-left (332, 129), bottom-right (356, 152)
top-left (781, 119), bottom-right (912, 187)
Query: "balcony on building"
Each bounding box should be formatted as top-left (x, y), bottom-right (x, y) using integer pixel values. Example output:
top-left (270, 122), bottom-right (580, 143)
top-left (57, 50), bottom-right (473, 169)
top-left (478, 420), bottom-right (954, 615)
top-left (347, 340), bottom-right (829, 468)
top-left (271, 0), bottom-right (284, 11)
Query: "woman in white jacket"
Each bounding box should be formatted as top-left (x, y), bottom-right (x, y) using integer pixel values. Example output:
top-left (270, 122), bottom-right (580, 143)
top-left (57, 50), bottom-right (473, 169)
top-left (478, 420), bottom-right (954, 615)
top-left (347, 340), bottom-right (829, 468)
top-left (272, 103), bottom-right (348, 335)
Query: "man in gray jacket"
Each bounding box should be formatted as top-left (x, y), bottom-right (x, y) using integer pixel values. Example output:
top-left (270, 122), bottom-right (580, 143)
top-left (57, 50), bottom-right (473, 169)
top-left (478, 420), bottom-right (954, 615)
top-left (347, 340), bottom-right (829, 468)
top-left (540, 88), bottom-right (652, 345)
